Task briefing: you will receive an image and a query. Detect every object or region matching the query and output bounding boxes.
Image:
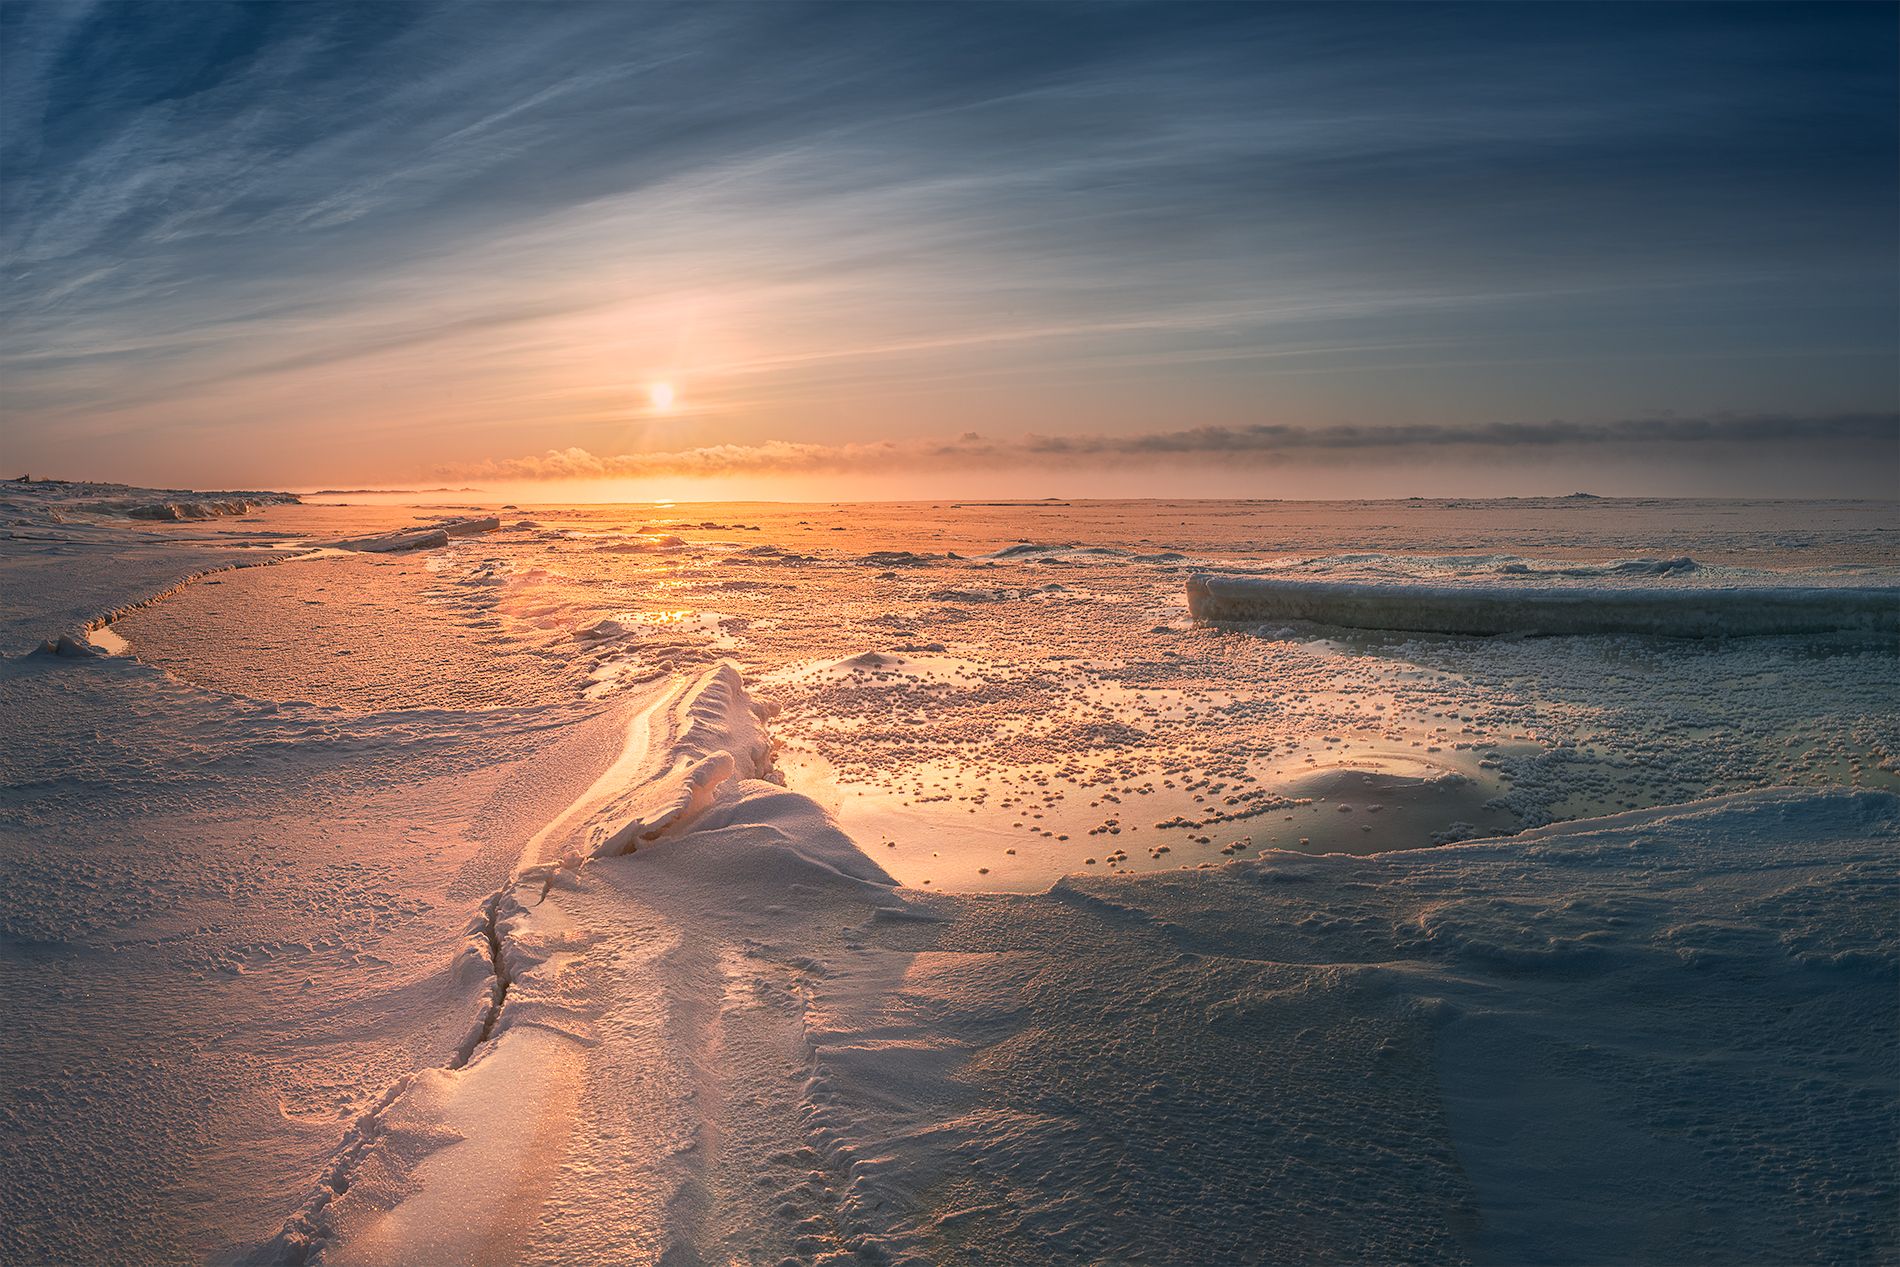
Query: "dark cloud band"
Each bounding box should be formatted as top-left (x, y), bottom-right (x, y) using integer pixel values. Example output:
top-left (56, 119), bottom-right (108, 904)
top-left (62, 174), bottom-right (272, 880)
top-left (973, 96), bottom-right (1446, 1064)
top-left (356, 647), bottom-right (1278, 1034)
top-left (462, 413), bottom-right (1899, 480)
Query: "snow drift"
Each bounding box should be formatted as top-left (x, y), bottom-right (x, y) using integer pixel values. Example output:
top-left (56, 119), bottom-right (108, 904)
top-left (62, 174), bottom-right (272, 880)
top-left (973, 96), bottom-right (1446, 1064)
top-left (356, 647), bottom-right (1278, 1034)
top-left (1187, 573), bottom-right (1900, 637)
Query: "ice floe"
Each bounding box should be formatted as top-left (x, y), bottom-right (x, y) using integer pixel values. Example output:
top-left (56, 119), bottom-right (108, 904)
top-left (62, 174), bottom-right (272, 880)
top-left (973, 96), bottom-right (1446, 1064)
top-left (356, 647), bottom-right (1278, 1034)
top-left (1188, 573), bottom-right (1900, 636)
top-left (331, 514), bottom-right (500, 553)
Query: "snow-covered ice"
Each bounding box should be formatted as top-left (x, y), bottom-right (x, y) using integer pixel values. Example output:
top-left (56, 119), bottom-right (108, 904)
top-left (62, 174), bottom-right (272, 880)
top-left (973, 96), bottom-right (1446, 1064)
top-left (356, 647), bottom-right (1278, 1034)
top-left (271, 665), bottom-right (1900, 1266)
top-left (2, 485), bottom-right (1895, 1264)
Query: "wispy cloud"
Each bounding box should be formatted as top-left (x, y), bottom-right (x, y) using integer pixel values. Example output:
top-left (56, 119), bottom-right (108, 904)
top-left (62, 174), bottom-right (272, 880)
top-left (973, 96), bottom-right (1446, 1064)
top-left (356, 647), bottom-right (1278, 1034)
top-left (1, 2), bottom-right (1894, 489)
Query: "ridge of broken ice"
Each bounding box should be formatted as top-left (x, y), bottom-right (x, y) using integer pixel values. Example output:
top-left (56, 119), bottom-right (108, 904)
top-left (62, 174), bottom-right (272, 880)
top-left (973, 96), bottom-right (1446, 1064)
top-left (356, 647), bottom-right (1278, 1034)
top-left (587, 662), bottom-right (783, 857)
top-left (0, 476), bottom-right (299, 526)
top-left (256, 663), bottom-right (899, 1264)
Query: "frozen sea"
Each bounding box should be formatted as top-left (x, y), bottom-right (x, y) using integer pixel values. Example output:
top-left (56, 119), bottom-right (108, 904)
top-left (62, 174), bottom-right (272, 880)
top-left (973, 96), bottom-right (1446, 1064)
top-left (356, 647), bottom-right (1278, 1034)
top-left (1, 482), bottom-right (1895, 1265)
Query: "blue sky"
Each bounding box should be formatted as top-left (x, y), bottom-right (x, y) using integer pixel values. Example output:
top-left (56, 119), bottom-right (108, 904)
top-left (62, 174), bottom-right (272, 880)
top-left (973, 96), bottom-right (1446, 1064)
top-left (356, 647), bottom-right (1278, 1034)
top-left (2, 1), bottom-right (1895, 495)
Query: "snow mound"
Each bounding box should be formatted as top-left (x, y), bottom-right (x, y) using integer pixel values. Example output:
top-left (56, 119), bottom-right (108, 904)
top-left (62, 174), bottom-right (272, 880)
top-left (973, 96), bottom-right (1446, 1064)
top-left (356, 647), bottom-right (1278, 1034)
top-left (671, 784), bottom-right (903, 895)
top-left (1187, 574), bottom-right (1900, 637)
top-left (260, 666), bottom-right (897, 1265)
top-left (576, 617), bottom-right (634, 641)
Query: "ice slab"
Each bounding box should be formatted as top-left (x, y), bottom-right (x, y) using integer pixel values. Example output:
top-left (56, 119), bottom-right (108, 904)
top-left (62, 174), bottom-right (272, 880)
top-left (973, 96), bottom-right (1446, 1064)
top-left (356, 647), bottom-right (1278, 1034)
top-left (1188, 573), bottom-right (1900, 636)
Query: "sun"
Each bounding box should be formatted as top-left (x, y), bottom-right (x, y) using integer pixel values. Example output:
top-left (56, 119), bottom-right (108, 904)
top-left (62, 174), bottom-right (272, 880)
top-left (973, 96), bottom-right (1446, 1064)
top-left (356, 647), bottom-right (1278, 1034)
top-left (647, 381), bottom-right (677, 411)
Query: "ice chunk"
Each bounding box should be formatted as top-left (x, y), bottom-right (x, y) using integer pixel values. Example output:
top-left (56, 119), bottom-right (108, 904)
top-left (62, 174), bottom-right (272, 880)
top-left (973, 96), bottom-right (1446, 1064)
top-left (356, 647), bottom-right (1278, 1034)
top-left (1187, 574), bottom-right (1900, 637)
top-left (38, 631), bottom-right (105, 658)
top-left (332, 515), bottom-right (499, 553)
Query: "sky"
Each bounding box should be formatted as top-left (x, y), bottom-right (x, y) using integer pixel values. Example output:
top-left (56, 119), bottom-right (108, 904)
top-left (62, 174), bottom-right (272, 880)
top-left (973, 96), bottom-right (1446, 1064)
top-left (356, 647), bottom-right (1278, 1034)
top-left (2, 0), bottom-right (1896, 499)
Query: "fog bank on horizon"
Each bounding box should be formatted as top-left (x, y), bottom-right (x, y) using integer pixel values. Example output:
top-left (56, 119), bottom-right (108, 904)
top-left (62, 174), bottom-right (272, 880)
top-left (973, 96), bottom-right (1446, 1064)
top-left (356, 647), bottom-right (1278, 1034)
top-left (3, 1), bottom-right (1895, 496)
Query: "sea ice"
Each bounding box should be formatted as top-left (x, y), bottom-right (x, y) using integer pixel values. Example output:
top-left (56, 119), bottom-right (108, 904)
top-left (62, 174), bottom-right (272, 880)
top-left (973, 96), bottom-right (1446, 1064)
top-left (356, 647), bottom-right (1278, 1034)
top-left (1187, 573), bottom-right (1900, 636)
top-left (5, 487), bottom-right (1896, 1265)
top-left (285, 665), bottom-right (1898, 1266)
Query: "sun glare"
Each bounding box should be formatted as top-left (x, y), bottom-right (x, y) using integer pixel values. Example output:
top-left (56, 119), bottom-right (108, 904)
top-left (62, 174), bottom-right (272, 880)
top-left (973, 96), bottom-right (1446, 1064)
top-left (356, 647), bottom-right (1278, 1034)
top-left (648, 381), bottom-right (677, 411)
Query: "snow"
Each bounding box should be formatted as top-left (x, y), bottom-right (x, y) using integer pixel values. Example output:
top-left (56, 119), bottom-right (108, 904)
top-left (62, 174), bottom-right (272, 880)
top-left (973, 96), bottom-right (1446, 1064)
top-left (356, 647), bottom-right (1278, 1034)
top-left (121, 497), bottom-right (296, 521)
top-left (1188, 573), bottom-right (1900, 636)
top-left (548, 662), bottom-right (784, 859)
top-left (1, 487), bottom-right (1894, 1265)
top-left (0, 476), bottom-right (299, 522)
top-left (38, 631), bottom-right (105, 658)
top-left (280, 662), bottom-right (1899, 1265)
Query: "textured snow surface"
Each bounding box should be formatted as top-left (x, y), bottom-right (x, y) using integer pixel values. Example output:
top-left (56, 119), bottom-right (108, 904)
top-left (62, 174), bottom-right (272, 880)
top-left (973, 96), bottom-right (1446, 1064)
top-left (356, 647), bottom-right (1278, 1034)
top-left (285, 668), bottom-right (1899, 1266)
top-left (0, 488), bottom-right (626, 1265)
top-left (2, 489), bottom-right (1896, 1265)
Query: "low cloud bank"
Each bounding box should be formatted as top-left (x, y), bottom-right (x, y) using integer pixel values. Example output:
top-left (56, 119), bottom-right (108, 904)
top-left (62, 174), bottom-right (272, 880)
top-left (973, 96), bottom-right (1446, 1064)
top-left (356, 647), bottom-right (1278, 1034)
top-left (456, 412), bottom-right (1898, 481)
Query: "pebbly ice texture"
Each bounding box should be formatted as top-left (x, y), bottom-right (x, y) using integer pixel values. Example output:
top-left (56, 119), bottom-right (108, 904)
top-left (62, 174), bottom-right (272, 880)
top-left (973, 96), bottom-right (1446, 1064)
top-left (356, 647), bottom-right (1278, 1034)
top-left (0, 483), bottom-right (1895, 1266)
